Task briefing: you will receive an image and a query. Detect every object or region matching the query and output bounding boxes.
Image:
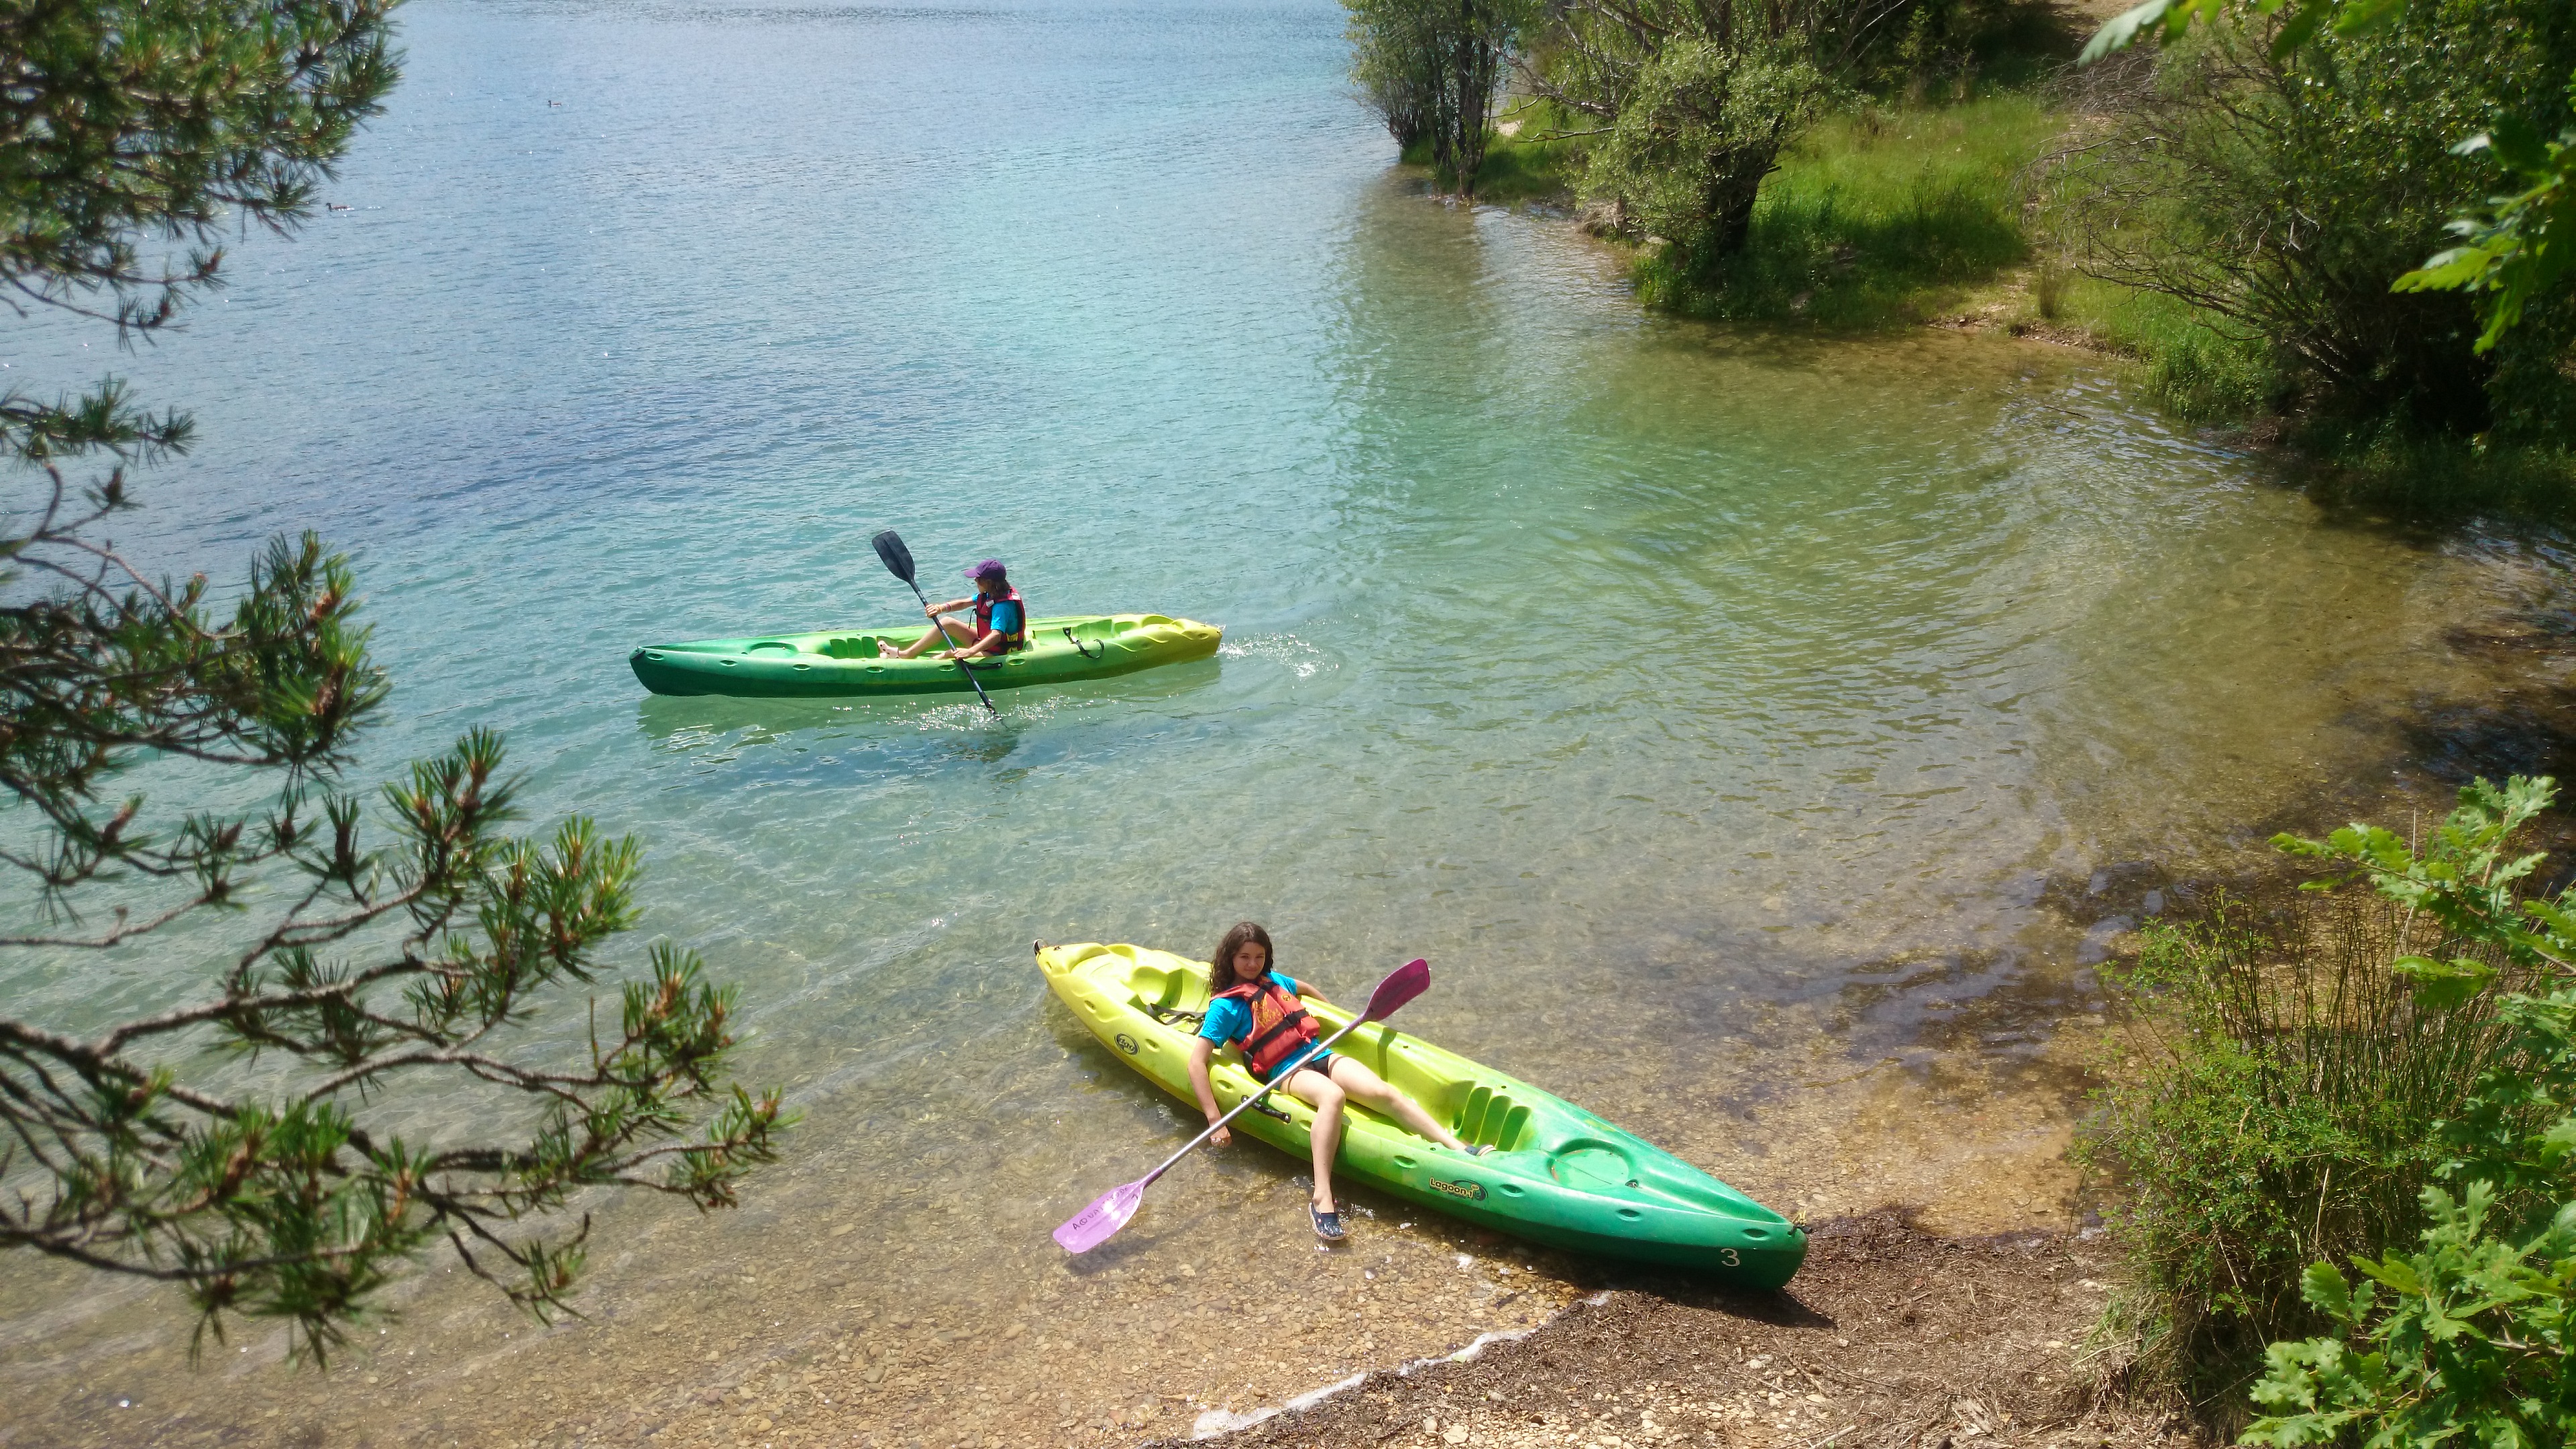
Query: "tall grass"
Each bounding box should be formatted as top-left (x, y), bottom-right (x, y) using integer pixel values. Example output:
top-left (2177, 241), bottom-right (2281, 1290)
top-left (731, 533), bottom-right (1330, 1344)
top-left (2080, 885), bottom-right (2546, 1411)
top-left (2289, 420), bottom-right (2576, 520)
top-left (1395, 103), bottom-right (1585, 204)
top-left (1639, 95), bottom-right (2063, 326)
top-left (1472, 107), bottom-right (1585, 203)
top-left (2045, 278), bottom-right (2285, 421)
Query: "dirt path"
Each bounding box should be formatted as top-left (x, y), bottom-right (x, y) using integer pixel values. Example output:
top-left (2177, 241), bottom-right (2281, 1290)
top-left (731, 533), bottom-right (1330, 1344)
top-left (1172, 1212), bottom-right (2200, 1449)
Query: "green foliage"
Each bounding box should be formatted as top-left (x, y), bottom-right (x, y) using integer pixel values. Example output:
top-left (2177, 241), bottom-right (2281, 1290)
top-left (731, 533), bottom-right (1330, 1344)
top-left (2269, 775), bottom-right (2559, 947)
top-left (2243, 1190), bottom-right (2575, 1447)
top-left (1528, 0), bottom-right (1862, 276)
top-left (2088, 777), bottom-right (2576, 1438)
top-left (2229, 777), bottom-right (2576, 1446)
top-left (0, 0), bottom-right (789, 1362)
top-left (1466, 104), bottom-right (1587, 203)
top-left (2044, 274), bottom-right (2290, 423)
top-left (2078, 896), bottom-right (2515, 1396)
top-left (2080, 0), bottom-right (2573, 366)
top-left (2080, 778), bottom-right (2576, 1402)
top-left (0, 0), bottom-right (398, 467)
top-left (2053, 0), bottom-right (2576, 439)
top-left (2287, 426), bottom-right (2576, 519)
top-left (1350, 0), bottom-right (1434, 152)
top-left (1851, 0), bottom-right (2079, 96)
top-left (1639, 97), bottom-right (2053, 324)
top-left (1587, 38), bottom-right (1832, 270)
top-left (1346, 0), bottom-right (1534, 194)
top-left (2395, 78), bottom-right (2575, 356)
top-left (2143, 322), bottom-right (2279, 421)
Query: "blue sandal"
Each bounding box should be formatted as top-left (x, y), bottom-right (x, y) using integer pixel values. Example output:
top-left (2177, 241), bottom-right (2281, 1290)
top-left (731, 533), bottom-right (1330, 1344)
top-left (1310, 1203), bottom-right (1346, 1242)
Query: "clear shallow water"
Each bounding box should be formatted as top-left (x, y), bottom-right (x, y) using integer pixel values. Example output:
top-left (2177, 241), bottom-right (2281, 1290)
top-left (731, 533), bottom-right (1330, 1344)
top-left (3, 0), bottom-right (2572, 1442)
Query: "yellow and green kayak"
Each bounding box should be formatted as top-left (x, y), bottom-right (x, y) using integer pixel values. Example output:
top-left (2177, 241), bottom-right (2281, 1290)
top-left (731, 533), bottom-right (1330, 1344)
top-left (1039, 942), bottom-right (1806, 1288)
top-left (629, 614), bottom-right (1221, 698)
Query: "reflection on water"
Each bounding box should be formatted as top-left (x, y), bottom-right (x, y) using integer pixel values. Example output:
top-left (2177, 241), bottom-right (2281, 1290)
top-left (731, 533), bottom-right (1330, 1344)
top-left (5, 0), bottom-right (2576, 1442)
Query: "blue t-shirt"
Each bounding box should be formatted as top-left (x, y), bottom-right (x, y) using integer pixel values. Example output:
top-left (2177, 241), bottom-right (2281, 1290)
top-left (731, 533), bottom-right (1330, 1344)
top-left (985, 598), bottom-right (1024, 639)
top-left (1198, 972), bottom-right (1304, 1047)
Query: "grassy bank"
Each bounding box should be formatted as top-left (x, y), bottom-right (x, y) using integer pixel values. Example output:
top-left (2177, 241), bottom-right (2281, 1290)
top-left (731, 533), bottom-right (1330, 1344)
top-left (1461, 92), bottom-right (2247, 354)
top-left (1441, 80), bottom-right (2575, 513)
top-left (1635, 95), bottom-right (2061, 326)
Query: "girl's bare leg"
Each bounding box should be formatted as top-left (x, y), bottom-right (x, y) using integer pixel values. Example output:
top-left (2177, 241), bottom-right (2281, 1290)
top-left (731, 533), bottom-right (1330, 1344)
top-left (1327, 1057), bottom-right (1468, 1150)
top-left (1283, 1067), bottom-right (1347, 1212)
top-left (893, 618), bottom-right (973, 659)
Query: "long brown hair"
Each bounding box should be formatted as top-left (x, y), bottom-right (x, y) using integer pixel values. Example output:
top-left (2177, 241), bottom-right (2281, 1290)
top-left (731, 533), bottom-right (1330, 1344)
top-left (1207, 920), bottom-right (1276, 994)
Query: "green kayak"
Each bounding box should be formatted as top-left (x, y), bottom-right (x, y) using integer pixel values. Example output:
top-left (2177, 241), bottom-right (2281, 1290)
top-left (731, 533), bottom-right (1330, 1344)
top-left (629, 613), bottom-right (1222, 698)
top-left (1039, 941), bottom-right (1806, 1287)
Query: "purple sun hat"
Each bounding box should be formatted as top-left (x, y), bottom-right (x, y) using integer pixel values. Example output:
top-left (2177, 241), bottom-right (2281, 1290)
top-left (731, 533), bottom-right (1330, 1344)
top-left (963, 558), bottom-right (1008, 581)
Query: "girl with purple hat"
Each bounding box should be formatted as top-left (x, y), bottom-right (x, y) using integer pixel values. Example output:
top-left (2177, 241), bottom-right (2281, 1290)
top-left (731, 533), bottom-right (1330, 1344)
top-left (893, 557), bottom-right (1027, 659)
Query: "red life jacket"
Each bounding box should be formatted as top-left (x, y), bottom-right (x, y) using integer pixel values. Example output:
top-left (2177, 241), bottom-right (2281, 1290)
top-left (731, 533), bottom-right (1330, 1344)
top-left (1216, 976), bottom-right (1320, 1081)
top-left (973, 587), bottom-right (1026, 649)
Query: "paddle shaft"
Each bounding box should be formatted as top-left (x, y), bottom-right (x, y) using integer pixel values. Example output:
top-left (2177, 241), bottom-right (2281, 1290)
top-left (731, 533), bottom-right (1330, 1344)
top-left (896, 575), bottom-right (1001, 715)
top-left (1141, 1012), bottom-right (1376, 1191)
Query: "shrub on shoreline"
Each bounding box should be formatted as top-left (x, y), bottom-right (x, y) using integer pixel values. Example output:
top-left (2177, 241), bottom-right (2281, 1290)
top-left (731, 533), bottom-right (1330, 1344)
top-left (2081, 778), bottom-right (2575, 1432)
top-left (2079, 892), bottom-right (2516, 1403)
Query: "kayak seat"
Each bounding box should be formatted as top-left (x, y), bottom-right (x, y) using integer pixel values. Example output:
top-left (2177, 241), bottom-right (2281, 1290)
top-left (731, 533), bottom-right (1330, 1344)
top-left (1126, 964), bottom-right (1196, 1015)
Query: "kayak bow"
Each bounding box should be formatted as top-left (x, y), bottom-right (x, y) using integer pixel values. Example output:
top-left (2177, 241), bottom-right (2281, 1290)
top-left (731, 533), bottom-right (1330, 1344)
top-left (1038, 941), bottom-right (1806, 1288)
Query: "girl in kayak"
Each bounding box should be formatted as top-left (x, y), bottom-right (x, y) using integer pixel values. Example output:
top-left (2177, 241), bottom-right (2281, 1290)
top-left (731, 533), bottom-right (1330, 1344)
top-left (893, 558), bottom-right (1026, 659)
top-left (1187, 920), bottom-right (1488, 1242)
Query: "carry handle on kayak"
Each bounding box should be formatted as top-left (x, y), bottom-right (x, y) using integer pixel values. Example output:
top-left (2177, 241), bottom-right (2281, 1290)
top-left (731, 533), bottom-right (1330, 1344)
top-left (1052, 957), bottom-right (1430, 1255)
top-left (871, 529), bottom-right (1000, 715)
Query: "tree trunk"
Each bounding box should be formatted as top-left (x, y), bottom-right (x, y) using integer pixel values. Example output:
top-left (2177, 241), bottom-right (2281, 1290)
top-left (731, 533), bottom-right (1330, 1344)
top-left (1429, 1), bottom-right (1502, 197)
top-left (1703, 142), bottom-right (1780, 257)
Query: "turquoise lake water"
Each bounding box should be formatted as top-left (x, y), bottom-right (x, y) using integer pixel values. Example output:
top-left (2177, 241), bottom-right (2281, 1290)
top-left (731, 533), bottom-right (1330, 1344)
top-left (4, 0), bottom-right (2571, 1442)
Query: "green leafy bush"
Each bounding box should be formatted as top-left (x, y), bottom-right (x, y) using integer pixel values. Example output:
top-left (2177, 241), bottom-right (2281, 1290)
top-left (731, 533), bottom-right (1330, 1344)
top-left (1585, 38), bottom-right (1833, 270)
top-left (2229, 780), bottom-right (2576, 1446)
top-left (2078, 780), bottom-right (2565, 1405)
top-left (2052, 0), bottom-right (2576, 439)
top-left (2243, 1188), bottom-right (2574, 1444)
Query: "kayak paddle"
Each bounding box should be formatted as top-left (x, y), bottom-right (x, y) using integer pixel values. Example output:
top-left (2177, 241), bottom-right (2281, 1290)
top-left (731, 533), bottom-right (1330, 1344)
top-left (1053, 956), bottom-right (1430, 1254)
top-left (870, 528), bottom-right (1000, 716)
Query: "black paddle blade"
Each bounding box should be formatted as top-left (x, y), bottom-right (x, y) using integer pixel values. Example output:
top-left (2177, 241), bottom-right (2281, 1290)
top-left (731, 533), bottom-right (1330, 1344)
top-left (871, 530), bottom-right (917, 586)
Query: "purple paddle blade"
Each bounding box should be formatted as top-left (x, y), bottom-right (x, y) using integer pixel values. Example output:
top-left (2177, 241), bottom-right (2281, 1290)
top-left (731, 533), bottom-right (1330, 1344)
top-left (1055, 1177), bottom-right (1146, 1254)
top-left (1362, 958), bottom-right (1430, 1022)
